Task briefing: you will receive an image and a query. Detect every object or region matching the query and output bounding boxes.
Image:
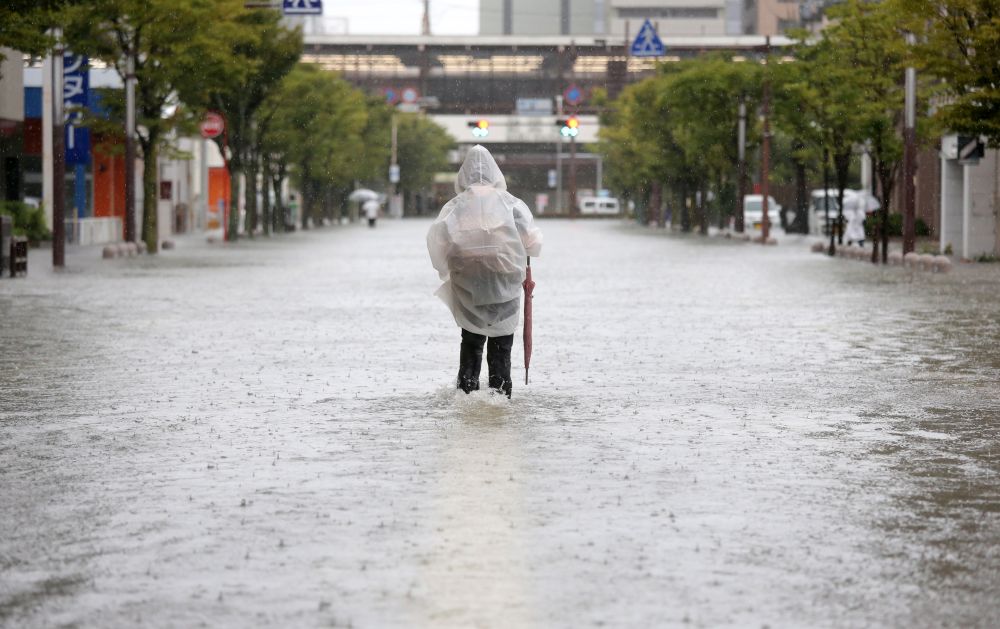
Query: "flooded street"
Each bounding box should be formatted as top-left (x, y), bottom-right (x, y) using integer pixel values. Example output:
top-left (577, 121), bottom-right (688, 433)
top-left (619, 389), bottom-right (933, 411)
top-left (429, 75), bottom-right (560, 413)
top-left (1, 219), bottom-right (999, 628)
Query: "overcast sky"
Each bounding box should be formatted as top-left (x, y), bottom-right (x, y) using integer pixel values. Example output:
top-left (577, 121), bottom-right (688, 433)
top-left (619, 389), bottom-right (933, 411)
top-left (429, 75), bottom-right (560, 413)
top-left (307, 0), bottom-right (480, 35)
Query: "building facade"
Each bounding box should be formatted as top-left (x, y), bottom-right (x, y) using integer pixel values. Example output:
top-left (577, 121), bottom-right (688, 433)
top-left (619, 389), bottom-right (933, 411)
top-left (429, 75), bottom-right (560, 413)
top-left (479, 0), bottom-right (759, 38)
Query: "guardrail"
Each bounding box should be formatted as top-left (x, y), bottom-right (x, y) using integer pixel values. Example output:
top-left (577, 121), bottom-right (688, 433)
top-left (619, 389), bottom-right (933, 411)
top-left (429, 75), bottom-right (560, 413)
top-left (65, 217), bottom-right (123, 246)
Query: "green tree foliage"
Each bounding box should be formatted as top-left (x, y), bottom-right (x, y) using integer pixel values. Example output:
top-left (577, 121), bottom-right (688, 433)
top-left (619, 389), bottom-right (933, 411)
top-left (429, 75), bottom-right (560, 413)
top-left (265, 64), bottom-right (369, 228)
top-left (0, 1), bottom-right (80, 68)
top-left (394, 113), bottom-right (454, 210)
top-left (195, 5), bottom-right (301, 238)
top-left (898, 0), bottom-right (1000, 147)
top-left (63, 0), bottom-right (233, 252)
top-left (598, 57), bottom-right (758, 231)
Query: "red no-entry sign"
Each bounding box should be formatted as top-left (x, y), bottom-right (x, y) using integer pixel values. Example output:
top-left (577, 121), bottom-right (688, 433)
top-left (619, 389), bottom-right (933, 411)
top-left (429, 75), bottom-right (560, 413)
top-left (200, 112), bottom-right (224, 139)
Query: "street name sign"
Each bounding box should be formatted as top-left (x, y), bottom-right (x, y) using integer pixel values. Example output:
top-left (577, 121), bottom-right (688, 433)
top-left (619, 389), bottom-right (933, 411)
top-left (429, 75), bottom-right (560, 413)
top-left (631, 19), bottom-right (665, 57)
top-left (282, 0), bottom-right (322, 15)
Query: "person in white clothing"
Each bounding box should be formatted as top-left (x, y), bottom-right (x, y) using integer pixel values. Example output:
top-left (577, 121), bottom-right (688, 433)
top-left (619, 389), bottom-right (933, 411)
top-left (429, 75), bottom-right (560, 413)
top-left (363, 198), bottom-right (380, 228)
top-left (426, 145), bottom-right (543, 397)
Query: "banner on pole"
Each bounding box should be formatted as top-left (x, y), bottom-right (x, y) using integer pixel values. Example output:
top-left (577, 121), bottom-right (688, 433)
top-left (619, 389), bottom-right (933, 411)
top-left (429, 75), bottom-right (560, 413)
top-left (63, 53), bottom-right (90, 165)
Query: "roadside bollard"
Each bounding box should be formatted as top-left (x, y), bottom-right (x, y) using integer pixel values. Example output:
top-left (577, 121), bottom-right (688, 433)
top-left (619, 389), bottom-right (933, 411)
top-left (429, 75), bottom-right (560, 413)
top-left (810, 241), bottom-right (825, 253)
top-left (124, 242), bottom-right (138, 257)
top-left (903, 252), bottom-right (919, 268)
top-left (932, 255), bottom-right (952, 273)
top-left (918, 253), bottom-right (936, 271)
top-left (102, 245), bottom-right (116, 259)
top-left (888, 251), bottom-right (903, 265)
top-left (116, 242), bottom-right (129, 257)
top-left (136, 241), bottom-right (148, 254)
top-left (161, 240), bottom-right (175, 250)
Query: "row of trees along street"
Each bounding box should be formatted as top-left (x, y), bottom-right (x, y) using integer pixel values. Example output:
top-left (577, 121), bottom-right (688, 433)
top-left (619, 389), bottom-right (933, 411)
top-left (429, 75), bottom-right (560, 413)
top-left (0, 0), bottom-right (453, 255)
top-left (597, 0), bottom-right (1000, 262)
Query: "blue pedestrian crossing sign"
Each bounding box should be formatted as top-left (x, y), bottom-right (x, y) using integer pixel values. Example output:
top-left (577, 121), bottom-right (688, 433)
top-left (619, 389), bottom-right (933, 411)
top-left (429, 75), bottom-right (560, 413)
top-left (630, 19), bottom-right (665, 57)
top-left (283, 0), bottom-right (323, 15)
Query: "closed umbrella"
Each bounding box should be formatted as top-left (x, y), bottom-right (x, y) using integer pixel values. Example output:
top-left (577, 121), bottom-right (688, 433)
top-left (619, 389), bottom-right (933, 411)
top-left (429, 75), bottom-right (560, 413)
top-left (523, 257), bottom-right (535, 385)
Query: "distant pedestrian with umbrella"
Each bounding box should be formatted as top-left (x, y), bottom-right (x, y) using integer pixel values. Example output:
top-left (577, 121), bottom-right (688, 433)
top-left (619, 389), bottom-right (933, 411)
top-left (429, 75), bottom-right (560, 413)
top-left (427, 145), bottom-right (543, 398)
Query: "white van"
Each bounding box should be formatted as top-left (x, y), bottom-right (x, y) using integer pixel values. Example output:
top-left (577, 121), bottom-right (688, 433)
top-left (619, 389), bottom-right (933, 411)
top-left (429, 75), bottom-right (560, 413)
top-left (578, 197), bottom-right (620, 215)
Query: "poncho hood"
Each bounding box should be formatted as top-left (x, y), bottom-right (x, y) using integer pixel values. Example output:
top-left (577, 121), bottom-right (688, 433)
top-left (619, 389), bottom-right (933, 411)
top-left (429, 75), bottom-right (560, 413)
top-left (455, 145), bottom-right (507, 194)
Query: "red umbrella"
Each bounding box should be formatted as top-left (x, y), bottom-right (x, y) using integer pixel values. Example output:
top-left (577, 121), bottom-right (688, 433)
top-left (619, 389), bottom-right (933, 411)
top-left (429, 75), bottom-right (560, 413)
top-left (523, 257), bottom-right (535, 385)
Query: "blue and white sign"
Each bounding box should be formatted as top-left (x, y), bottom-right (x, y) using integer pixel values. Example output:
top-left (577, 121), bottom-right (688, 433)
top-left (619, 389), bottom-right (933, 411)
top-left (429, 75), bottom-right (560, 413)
top-left (630, 19), bottom-right (665, 57)
top-left (282, 0), bottom-right (323, 15)
top-left (63, 53), bottom-right (90, 165)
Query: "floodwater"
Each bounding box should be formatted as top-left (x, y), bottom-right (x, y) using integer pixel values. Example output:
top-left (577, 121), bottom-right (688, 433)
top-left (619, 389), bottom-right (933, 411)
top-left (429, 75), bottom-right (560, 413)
top-left (1, 219), bottom-right (998, 628)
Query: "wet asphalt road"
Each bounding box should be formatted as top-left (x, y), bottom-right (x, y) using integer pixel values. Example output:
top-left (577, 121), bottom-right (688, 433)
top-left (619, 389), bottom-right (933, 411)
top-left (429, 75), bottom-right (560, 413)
top-left (1, 219), bottom-right (999, 628)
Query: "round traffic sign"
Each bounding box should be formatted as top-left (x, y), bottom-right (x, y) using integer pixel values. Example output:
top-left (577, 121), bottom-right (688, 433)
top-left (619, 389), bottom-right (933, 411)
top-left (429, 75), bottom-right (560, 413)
top-left (200, 112), bottom-right (224, 139)
top-left (563, 85), bottom-right (583, 106)
top-left (383, 88), bottom-right (398, 104)
top-left (401, 87), bottom-right (420, 104)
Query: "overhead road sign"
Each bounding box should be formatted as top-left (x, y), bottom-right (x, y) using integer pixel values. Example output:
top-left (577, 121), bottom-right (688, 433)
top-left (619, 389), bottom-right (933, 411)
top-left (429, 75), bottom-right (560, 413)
top-left (631, 19), bottom-right (665, 57)
top-left (283, 0), bottom-right (322, 15)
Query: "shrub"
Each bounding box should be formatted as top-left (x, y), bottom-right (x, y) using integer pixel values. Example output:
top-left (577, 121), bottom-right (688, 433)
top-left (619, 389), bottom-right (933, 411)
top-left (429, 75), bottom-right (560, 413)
top-left (865, 213), bottom-right (931, 238)
top-left (0, 201), bottom-right (50, 242)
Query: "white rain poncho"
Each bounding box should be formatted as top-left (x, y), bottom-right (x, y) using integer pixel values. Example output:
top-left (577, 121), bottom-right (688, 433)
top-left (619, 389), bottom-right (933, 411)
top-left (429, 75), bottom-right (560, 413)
top-left (427, 145), bottom-right (543, 337)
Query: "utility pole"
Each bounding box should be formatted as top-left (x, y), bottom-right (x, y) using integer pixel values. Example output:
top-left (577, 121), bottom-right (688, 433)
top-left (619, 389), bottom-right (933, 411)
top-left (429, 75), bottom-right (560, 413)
top-left (421, 0), bottom-right (431, 35)
top-left (124, 46), bottom-right (137, 243)
top-left (902, 32), bottom-right (917, 255)
top-left (555, 94), bottom-right (563, 214)
top-left (569, 115), bottom-right (578, 218)
top-left (737, 98), bottom-right (747, 233)
top-left (52, 31), bottom-right (66, 267)
top-left (760, 36), bottom-right (772, 244)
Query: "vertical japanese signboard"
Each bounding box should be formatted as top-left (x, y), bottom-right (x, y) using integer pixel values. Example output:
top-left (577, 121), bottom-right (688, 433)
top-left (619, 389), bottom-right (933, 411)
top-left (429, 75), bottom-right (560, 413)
top-left (63, 53), bottom-right (90, 165)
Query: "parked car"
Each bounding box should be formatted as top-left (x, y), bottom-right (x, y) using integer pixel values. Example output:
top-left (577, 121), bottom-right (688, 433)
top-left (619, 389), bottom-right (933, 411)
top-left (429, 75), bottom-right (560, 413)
top-left (810, 189), bottom-right (840, 235)
top-left (742, 194), bottom-right (781, 231)
top-left (578, 196), bottom-right (621, 216)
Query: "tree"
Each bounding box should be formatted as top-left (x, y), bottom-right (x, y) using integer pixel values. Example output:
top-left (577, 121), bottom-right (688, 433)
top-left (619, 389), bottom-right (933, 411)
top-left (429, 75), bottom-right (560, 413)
top-left (825, 0), bottom-right (914, 263)
top-left (394, 113), bottom-right (453, 215)
top-left (0, 1), bottom-right (81, 68)
top-left (265, 64), bottom-right (369, 229)
top-left (780, 32), bottom-right (869, 254)
top-left (64, 0), bottom-right (232, 252)
top-left (198, 6), bottom-right (301, 239)
top-left (900, 0), bottom-right (1000, 147)
top-left (658, 57), bottom-right (761, 234)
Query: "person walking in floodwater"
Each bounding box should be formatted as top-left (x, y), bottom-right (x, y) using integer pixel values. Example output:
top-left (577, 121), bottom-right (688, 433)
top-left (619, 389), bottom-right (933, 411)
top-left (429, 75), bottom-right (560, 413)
top-left (427, 145), bottom-right (543, 398)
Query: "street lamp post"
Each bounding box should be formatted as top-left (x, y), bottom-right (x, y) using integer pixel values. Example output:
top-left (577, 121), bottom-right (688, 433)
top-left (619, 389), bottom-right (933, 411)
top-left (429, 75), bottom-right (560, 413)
top-left (760, 37), bottom-right (772, 244)
top-left (737, 98), bottom-right (747, 233)
top-left (124, 47), bottom-right (137, 243)
top-left (902, 32), bottom-right (917, 255)
top-left (52, 34), bottom-right (66, 267)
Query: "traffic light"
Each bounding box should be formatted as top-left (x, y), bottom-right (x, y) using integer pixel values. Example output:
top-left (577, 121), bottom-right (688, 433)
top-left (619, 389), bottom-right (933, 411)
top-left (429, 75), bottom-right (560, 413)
top-left (556, 116), bottom-right (579, 138)
top-left (468, 119), bottom-right (490, 138)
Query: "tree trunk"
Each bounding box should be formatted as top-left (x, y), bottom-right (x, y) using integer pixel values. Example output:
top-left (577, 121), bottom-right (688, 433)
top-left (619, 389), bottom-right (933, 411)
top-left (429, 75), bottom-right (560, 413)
top-left (261, 156), bottom-right (271, 237)
top-left (227, 156), bottom-right (242, 241)
top-left (699, 179), bottom-right (708, 235)
top-left (824, 151), bottom-right (835, 256)
top-left (245, 151), bottom-right (258, 237)
top-left (680, 183), bottom-right (691, 233)
top-left (834, 148), bottom-right (851, 246)
top-left (140, 138), bottom-right (159, 254)
top-left (649, 181), bottom-right (661, 227)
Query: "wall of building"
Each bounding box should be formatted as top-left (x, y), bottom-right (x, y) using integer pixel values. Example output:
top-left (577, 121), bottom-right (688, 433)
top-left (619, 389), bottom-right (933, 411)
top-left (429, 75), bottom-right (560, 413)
top-left (754, 0), bottom-right (800, 36)
top-left (608, 0), bottom-right (729, 37)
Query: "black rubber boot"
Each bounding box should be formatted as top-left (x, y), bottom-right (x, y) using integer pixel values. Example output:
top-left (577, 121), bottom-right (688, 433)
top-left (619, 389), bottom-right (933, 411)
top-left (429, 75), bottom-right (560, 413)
top-left (486, 334), bottom-right (514, 398)
top-left (457, 329), bottom-right (486, 393)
